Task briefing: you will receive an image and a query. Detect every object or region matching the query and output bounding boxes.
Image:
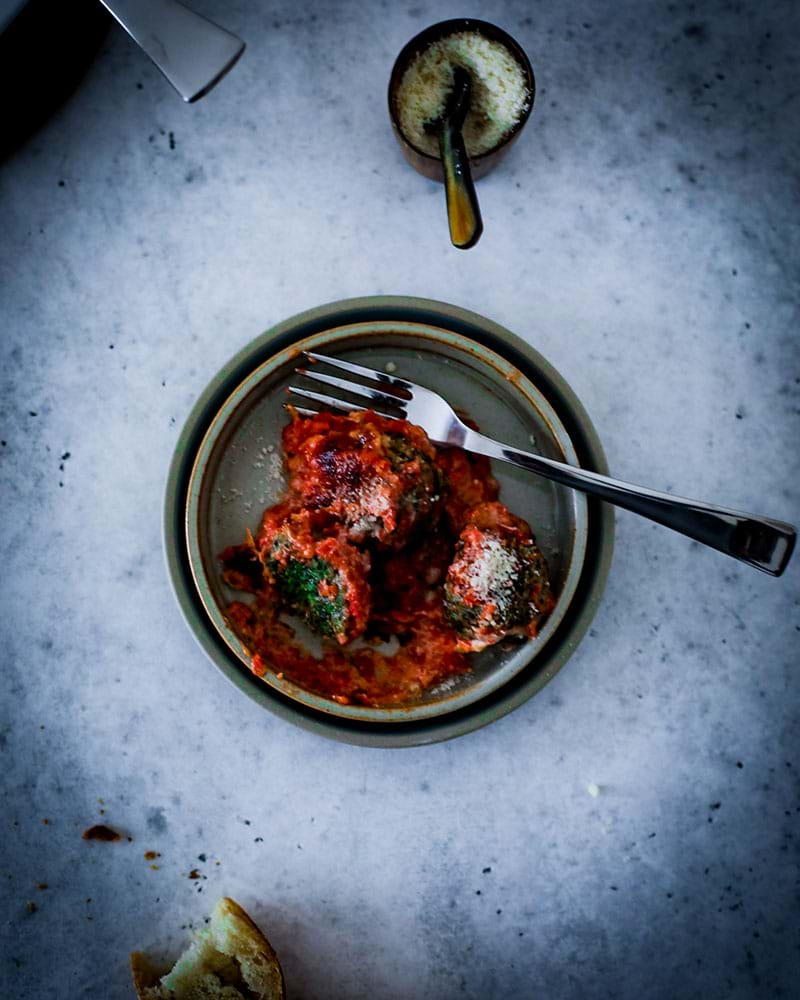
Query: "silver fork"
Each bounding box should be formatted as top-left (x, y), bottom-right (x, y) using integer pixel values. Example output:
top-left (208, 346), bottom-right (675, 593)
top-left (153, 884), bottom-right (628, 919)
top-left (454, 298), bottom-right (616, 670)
top-left (288, 352), bottom-right (796, 577)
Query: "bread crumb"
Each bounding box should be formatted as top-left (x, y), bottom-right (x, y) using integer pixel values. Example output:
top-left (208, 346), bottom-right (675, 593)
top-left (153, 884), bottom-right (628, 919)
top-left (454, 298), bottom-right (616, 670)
top-left (587, 782), bottom-right (601, 798)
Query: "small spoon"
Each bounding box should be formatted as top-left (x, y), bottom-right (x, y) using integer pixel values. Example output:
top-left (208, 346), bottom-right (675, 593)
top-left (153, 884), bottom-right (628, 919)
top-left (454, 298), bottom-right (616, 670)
top-left (425, 66), bottom-right (483, 250)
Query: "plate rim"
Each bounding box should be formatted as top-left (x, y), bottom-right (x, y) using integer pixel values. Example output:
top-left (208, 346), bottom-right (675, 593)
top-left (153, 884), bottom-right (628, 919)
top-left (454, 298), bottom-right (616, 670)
top-left (164, 296), bottom-right (615, 747)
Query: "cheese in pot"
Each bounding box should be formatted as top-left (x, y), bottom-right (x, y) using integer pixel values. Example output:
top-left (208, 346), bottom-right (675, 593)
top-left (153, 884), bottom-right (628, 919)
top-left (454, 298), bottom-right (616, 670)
top-left (396, 31), bottom-right (531, 158)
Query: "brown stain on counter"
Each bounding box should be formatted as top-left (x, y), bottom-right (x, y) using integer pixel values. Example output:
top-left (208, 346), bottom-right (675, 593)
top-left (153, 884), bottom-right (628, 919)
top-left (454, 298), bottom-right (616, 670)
top-left (82, 824), bottom-right (128, 842)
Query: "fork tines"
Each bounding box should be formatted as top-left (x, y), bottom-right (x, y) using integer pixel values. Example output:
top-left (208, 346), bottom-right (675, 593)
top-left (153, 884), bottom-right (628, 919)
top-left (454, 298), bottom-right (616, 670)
top-left (287, 351), bottom-right (411, 421)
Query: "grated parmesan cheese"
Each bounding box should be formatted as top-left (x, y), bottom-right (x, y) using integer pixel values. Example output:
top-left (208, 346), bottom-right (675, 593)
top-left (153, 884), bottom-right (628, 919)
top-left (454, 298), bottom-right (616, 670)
top-left (396, 31), bottom-right (530, 157)
top-left (465, 536), bottom-right (520, 608)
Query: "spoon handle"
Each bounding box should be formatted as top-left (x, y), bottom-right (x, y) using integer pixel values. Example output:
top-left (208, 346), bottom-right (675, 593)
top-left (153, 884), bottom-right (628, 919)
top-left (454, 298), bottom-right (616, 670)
top-left (439, 123), bottom-right (483, 249)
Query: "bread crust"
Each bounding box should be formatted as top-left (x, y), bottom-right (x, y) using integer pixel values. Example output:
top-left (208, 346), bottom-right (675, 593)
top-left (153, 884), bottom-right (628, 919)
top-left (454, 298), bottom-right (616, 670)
top-left (130, 897), bottom-right (285, 1000)
top-left (130, 950), bottom-right (163, 997)
top-left (214, 897), bottom-right (285, 1000)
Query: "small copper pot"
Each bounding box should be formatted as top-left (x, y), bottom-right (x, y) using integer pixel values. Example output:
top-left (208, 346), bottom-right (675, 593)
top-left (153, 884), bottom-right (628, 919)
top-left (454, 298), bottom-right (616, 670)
top-left (387, 18), bottom-right (535, 183)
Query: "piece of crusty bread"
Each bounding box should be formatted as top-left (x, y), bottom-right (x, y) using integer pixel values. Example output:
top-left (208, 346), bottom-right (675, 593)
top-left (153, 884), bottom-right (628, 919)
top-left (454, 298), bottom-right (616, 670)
top-left (131, 897), bottom-right (285, 1000)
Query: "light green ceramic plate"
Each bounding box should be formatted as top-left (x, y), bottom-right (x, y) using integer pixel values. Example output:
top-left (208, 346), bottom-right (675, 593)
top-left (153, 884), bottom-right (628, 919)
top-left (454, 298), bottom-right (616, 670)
top-left (165, 297), bottom-right (614, 746)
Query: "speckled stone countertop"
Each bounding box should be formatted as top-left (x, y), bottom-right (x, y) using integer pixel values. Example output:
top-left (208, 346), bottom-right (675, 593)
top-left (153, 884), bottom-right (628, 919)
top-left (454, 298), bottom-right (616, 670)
top-left (1, 1), bottom-right (798, 998)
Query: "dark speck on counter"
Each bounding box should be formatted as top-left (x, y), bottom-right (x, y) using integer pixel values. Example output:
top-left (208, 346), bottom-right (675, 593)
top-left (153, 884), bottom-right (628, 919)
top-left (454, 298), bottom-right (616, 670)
top-left (683, 23), bottom-right (710, 43)
top-left (82, 824), bottom-right (123, 842)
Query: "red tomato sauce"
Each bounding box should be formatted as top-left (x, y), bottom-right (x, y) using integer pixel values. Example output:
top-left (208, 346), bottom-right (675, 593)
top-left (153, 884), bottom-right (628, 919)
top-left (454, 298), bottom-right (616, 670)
top-left (219, 411), bottom-right (530, 708)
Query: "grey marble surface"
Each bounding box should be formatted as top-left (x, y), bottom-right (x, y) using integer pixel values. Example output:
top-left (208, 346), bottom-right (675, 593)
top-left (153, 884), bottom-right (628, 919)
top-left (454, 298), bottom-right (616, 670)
top-left (2, 1), bottom-right (799, 997)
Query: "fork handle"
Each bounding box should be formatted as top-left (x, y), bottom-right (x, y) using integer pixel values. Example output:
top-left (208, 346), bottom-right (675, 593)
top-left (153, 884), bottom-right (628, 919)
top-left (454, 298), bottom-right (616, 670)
top-left (99, 0), bottom-right (245, 102)
top-left (464, 430), bottom-right (796, 576)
